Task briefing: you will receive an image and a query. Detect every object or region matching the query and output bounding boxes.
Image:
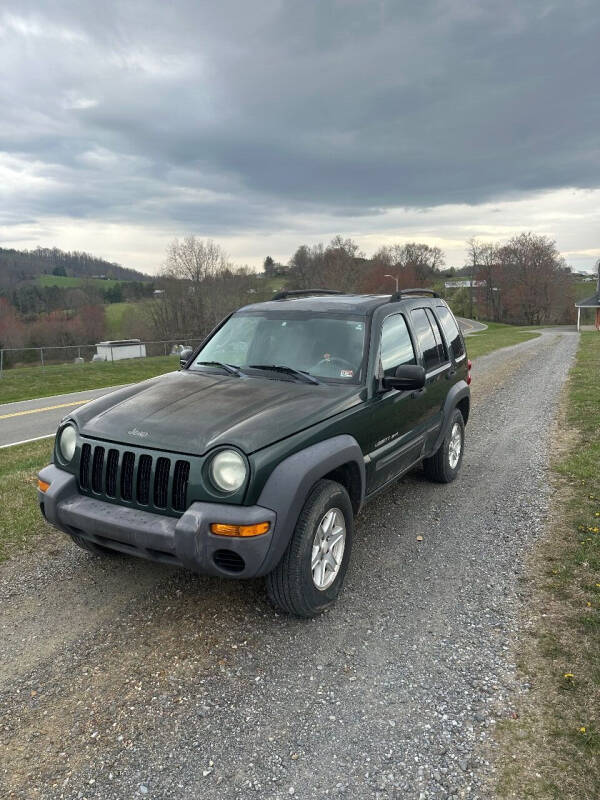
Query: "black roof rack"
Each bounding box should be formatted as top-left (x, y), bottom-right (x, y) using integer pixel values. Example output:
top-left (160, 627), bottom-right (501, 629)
top-left (271, 289), bottom-right (344, 301)
top-left (389, 288), bottom-right (440, 302)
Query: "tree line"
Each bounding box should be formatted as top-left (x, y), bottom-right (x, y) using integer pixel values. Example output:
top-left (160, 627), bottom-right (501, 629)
top-left (4, 279), bottom-right (154, 317)
top-left (148, 231), bottom-right (574, 342)
top-left (0, 232), bottom-right (576, 361)
top-left (0, 246), bottom-right (149, 289)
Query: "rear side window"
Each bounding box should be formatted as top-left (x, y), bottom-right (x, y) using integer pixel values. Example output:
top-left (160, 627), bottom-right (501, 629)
top-left (435, 305), bottom-right (465, 359)
top-left (410, 308), bottom-right (445, 371)
top-left (425, 308), bottom-right (448, 364)
top-left (380, 314), bottom-right (416, 376)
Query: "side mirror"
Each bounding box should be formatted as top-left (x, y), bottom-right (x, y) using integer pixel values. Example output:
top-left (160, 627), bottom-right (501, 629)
top-left (179, 347), bottom-right (194, 368)
top-left (381, 364), bottom-right (426, 391)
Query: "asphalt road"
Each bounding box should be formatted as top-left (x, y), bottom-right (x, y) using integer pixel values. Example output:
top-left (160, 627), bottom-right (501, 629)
top-left (0, 319), bottom-right (485, 449)
top-left (0, 329), bottom-right (578, 799)
top-left (0, 385), bottom-right (127, 448)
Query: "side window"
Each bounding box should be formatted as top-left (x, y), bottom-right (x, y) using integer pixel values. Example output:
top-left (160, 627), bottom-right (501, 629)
top-left (435, 305), bottom-right (465, 359)
top-left (380, 314), bottom-right (416, 376)
top-left (410, 308), bottom-right (443, 371)
top-left (425, 308), bottom-right (448, 364)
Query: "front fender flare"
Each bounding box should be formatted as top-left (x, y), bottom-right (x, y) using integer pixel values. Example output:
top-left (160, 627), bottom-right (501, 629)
top-left (256, 435), bottom-right (365, 574)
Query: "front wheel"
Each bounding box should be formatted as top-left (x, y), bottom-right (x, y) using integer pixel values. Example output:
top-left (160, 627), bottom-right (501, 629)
top-left (265, 479), bottom-right (353, 617)
top-left (423, 409), bottom-right (465, 483)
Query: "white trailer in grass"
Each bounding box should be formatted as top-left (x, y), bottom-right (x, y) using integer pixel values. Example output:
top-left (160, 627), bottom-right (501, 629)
top-left (94, 339), bottom-right (146, 361)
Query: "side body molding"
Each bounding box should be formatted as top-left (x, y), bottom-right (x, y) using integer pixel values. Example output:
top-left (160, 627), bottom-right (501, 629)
top-left (256, 435), bottom-right (366, 574)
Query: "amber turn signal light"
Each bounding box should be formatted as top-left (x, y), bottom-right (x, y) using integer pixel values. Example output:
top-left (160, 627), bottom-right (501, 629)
top-left (37, 479), bottom-right (50, 493)
top-left (210, 522), bottom-right (270, 537)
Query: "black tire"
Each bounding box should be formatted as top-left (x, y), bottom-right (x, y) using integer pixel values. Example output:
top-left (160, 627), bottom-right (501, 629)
top-left (423, 408), bottom-right (465, 483)
top-left (69, 533), bottom-right (123, 558)
top-left (265, 479), bottom-right (353, 618)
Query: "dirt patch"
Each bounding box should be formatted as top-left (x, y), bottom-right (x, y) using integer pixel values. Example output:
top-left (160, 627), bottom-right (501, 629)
top-left (0, 574), bottom-right (260, 798)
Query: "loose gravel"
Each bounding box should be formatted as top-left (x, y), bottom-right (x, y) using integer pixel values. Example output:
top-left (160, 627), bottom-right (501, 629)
top-left (0, 330), bottom-right (578, 799)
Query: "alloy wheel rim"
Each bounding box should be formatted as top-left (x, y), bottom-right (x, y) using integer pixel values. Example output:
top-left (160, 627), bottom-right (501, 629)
top-left (448, 422), bottom-right (462, 469)
top-left (311, 508), bottom-right (346, 591)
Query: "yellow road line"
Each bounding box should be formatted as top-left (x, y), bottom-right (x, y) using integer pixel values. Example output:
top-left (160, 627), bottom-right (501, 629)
top-left (0, 399), bottom-right (89, 420)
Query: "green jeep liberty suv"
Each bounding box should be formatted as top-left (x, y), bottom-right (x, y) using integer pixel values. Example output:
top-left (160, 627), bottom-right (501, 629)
top-left (38, 289), bottom-right (471, 617)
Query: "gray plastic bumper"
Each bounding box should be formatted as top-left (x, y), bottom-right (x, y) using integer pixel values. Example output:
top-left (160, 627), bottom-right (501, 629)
top-left (38, 464), bottom-right (277, 578)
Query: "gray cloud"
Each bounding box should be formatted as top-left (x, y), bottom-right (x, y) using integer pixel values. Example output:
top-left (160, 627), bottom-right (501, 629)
top-left (1, 0), bottom-right (599, 247)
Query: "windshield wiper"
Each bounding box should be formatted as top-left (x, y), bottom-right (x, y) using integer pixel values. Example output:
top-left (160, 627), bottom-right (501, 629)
top-left (195, 361), bottom-right (244, 377)
top-left (248, 364), bottom-right (320, 385)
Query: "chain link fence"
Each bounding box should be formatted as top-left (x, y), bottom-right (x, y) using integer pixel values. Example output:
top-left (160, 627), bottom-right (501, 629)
top-left (0, 338), bottom-right (205, 377)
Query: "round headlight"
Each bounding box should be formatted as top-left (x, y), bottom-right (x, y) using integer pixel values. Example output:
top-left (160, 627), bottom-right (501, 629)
top-left (58, 424), bottom-right (77, 462)
top-left (209, 449), bottom-right (247, 493)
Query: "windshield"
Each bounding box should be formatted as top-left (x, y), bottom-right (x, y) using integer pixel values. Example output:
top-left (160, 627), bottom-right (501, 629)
top-left (189, 311), bottom-right (367, 383)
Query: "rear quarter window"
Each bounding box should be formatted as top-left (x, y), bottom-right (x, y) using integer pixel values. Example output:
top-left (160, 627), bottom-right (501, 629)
top-left (435, 305), bottom-right (465, 359)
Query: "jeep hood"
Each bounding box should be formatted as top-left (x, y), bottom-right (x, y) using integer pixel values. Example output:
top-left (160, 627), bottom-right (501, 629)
top-left (71, 370), bottom-right (363, 455)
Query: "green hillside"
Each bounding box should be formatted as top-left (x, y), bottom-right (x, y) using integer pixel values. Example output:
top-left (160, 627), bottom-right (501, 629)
top-left (37, 274), bottom-right (126, 290)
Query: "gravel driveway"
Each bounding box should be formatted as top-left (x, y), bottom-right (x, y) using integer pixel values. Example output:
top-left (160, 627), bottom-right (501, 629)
top-left (0, 330), bottom-right (578, 800)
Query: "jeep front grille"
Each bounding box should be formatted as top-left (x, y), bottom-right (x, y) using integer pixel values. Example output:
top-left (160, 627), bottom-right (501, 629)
top-left (79, 443), bottom-right (190, 514)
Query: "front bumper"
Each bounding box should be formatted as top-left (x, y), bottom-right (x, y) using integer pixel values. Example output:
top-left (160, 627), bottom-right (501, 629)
top-left (38, 464), bottom-right (277, 578)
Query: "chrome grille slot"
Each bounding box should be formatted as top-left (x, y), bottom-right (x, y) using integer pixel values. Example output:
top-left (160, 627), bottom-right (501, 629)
top-left (120, 451), bottom-right (135, 501)
top-left (136, 454), bottom-right (152, 505)
top-left (91, 446), bottom-right (105, 493)
top-left (154, 457), bottom-right (171, 508)
top-left (172, 460), bottom-right (190, 512)
top-left (105, 449), bottom-right (119, 497)
top-left (79, 443), bottom-right (91, 489)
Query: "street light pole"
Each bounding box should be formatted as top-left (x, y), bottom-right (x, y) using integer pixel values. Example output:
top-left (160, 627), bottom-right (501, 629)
top-left (384, 274), bottom-right (399, 292)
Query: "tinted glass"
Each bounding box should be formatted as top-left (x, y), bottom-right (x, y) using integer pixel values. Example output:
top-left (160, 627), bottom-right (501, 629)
top-left (410, 308), bottom-right (442, 370)
top-left (435, 305), bottom-right (465, 359)
top-left (380, 314), bottom-right (416, 376)
top-left (425, 308), bottom-right (448, 364)
top-left (191, 312), bottom-right (366, 382)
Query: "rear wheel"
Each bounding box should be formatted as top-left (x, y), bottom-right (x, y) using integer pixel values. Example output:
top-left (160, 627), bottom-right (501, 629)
top-left (423, 408), bottom-right (465, 483)
top-left (265, 479), bottom-right (353, 617)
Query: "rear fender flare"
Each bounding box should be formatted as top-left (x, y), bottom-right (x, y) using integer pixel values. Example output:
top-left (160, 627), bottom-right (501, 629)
top-left (430, 381), bottom-right (470, 455)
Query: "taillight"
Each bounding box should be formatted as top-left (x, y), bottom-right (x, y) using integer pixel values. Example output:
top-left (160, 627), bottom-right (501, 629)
top-left (467, 358), bottom-right (472, 386)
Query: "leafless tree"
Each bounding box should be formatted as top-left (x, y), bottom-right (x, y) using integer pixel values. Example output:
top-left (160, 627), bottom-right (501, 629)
top-left (467, 239), bottom-right (502, 321)
top-left (495, 233), bottom-right (573, 325)
top-left (148, 238), bottom-right (255, 340)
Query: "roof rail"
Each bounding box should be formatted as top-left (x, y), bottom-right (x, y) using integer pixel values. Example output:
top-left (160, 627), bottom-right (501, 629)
top-left (271, 289), bottom-right (344, 301)
top-left (389, 288), bottom-right (440, 302)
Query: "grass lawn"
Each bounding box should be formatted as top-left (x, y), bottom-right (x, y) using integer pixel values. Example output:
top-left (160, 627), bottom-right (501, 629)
top-left (0, 355), bottom-right (179, 404)
top-left (104, 301), bottom-right (139, 338)
top-left (496, 332), bottom-right (600, 799)
top-left (465, 321), bottom-right (542, 359)
top-left (37, 274), bottom-right (127, 290)
top-left (0, 438), bottom-right (56, 562)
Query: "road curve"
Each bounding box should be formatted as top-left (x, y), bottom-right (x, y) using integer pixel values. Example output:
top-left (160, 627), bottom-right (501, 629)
top-left (456, 317), bottom-right (488, 334)
top-left (0, 329), bottom-right (578, 799)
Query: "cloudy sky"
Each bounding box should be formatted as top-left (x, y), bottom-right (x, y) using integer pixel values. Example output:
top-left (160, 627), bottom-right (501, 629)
top-left (1, 0), bottom-right (599, 274)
